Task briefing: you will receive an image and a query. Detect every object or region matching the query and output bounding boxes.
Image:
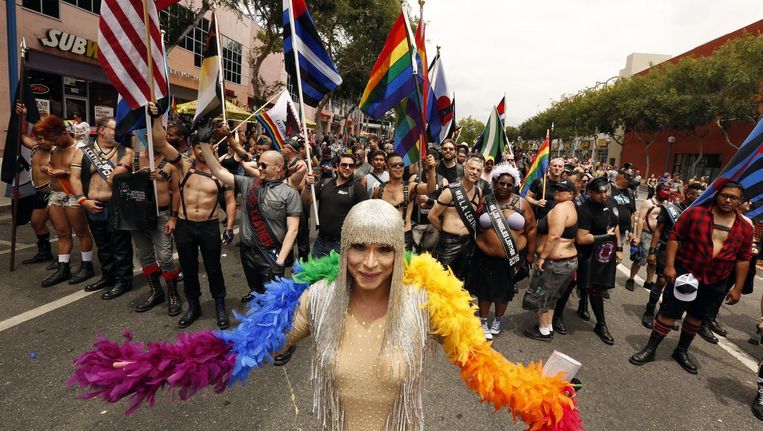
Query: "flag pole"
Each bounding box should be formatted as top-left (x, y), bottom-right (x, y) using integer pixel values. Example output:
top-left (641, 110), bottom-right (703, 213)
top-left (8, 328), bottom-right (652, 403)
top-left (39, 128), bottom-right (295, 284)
top-left (9, 38), bottom-right (27, 272)
top-left (403, 1), bottom-right (428, 163)
top-left (212, 90), bottom-right (285, 147)
top-left (287, 0), bottom-right (320, 227)
top-left (504, 91), bottom-right (513, 156)
top-left (213, 11), bottom-right (228, 126)
top-left (541, 128), bottom-right (549, 201)
top-left (142, 0), bottom-right (159, 216)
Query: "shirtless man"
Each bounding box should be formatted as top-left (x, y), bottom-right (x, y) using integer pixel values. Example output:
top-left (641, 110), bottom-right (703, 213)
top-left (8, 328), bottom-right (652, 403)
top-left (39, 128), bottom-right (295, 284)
top-left (32, 115), bottom-right (95, 288)
top-left (373, 153), bottom-right (436, 250)
top-left (108, 133), bottom-right (182, 317)
top-left (16, 104), bottom-right (54, 265)
top-left (626, 183), bottom-right (669, 292)
top-left (282, 138), bottom-right (309, 259)
top-left (428, 154), bottom-right (485, 280)
top-left (69, 117), bottom-right (133, 299)
top-left (149, 103), bottom-right (235, 329)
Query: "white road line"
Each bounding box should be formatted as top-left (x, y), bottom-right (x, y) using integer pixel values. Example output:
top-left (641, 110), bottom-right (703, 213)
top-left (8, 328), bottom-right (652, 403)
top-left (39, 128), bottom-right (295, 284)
top-left (616, 263), bottom-right (758, 372)
top-left (0, 227), bottom-right (241, 333)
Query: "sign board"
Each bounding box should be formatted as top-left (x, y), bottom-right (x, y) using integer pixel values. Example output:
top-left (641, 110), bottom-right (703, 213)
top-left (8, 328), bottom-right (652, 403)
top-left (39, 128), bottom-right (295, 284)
top-left (36, 98), bottom-right (50, 117)
top-left (39, 29), bottom-right (98, 60)
top-left (94, 105), bottom-right (114, 120)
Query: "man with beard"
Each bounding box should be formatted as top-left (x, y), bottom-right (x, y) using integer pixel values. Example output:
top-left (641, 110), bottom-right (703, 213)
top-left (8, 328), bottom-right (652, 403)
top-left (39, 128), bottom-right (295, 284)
top-left (525, 157), bottom-right (564, 221)
top-left (372, 153), bottom-right (436, 250)
top-left (626, 183), bottom-right (669, 292)
top-left (166, 121), bottom-right (190, 157)
top-left (69, 117), bottom-right (131, 298)
top-left (363, 150), bottom-right (389, 195)
top-left (428, 154), bottom-right (485, 280)
top-left (303, 153), bottom-right (369, 258)
top-left (630, 182), bottom-right (752, 374)
top-left (436, 139), bottom-right (463, 184)
top-left (149, 105), bottom-right (236, 329)
top-left (641, 183), bottom-right (704, 328)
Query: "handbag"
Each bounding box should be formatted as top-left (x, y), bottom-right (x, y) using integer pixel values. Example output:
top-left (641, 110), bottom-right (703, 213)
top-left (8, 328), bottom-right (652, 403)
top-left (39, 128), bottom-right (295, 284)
top-left (522, 268), bottom-right (545, 311)
top-left (111, 170), bottom-right (157, 231)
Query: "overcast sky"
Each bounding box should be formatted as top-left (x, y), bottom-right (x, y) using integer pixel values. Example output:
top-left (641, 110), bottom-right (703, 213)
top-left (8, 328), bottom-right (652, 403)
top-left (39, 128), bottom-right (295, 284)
top-left (405, 0), bottom-right (762, 127)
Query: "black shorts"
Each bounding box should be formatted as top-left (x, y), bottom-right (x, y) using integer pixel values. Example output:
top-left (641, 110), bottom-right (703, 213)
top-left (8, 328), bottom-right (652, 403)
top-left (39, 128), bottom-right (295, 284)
top-left (658, 262), bottom-right (730, 320)
top-left (33, 191), bottom-right (50, 210)
top-left (656, 247), bottom-right (667, 275)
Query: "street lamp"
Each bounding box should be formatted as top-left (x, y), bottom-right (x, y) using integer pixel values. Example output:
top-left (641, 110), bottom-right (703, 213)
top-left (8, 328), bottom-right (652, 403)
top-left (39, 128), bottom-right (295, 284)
top-left (665, 136), bottom-right (675, 173)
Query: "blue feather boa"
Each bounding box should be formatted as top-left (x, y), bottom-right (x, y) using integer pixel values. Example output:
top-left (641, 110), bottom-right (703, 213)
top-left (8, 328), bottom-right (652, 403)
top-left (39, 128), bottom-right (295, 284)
top-left (217, 252), bottom-right (341, 383)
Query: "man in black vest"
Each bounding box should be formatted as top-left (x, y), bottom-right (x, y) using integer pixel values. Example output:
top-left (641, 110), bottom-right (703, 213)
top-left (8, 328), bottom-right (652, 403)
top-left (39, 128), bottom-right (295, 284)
top-left (428, 153), bottom-right (485, 280)
top-left (69, 117), bottom-right (134, 300)
top-left (435, 139), bottom-right (463, 184)
top-left (303, 153), bottom-right (369, 258)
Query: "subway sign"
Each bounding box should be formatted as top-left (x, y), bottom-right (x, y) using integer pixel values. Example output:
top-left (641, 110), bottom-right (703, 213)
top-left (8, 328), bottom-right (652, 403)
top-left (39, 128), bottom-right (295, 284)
top-left (40, 29), bottom-right (98, 59)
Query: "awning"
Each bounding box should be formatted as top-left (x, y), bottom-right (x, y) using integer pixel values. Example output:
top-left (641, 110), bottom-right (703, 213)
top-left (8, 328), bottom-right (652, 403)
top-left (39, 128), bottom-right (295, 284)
top-left (175, 100), bottom-right (257, 122)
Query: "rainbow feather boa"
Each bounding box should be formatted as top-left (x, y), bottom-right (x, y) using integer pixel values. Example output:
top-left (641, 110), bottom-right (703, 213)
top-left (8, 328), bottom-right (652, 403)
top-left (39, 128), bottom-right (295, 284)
top-left (69, 252), bottom-right (583, 430)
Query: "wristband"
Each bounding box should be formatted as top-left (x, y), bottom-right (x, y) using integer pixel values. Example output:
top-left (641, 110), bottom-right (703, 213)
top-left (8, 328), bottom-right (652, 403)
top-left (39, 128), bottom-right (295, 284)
top-left (169, 210), bottom-right (178, 218)
top-left (167, 152), bottom-right (182, 164)
top-left (426, 198), bottom-right (435, 206)
top-left (616, 246), bottom-right (623, 252)
top-left (77, 197), bottom-right (88, 205)
top-left (648, 247), bottom-right (656, 254)
top-left (75, 194), bottom-right (85, 200)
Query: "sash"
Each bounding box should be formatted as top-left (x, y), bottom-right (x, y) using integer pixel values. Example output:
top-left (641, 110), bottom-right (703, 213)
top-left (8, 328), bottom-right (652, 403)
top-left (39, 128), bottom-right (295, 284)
top-left (484, 193), bottom-right (520, 267)
top-left (82, 146), bottom-right (115, 180)
top-left (246, 179), bottom-right (280, 250)
top-left (451, 183), bottom-right (478, 236)
top-left (663, 203), bottom-right (682, 225)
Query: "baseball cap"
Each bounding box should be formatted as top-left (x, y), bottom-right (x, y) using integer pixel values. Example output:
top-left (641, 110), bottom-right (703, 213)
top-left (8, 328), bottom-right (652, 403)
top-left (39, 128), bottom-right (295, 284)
top-left (284, 138), bottom-right (304, 152)
top-left (673, 273), bottom-right (698, 302)
top-left (486, 155), bottom-right (495, 163)
top-left (552, 179), bottom-right (577, 193)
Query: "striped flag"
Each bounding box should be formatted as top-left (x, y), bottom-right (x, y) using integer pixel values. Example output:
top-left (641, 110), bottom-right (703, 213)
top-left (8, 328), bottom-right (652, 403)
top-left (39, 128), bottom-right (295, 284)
top-left (394, 94), bottom-right (425, 166)
top-left (520, 130), bottom-right (550, 197)
top-left (283, 0), bottom-right (342, 107)
top-left (415, 20), bottom-right (431, 129)
top-left (497, 96), bottom-right (506, 125)
top-left (359, 13), bottom-right (418, 119)
top-left (692, 119), bottom-right (763, 221)
top-left (255, 91), bottom-right (301, 151)
top-left (473, 107), bottom-right (506, 163)
top-left (427, 53), bottom-right (453, 145)
top-left (97, 0), bottom-right (169, 109)
top-left (192, 12), bottom-right (224, 129)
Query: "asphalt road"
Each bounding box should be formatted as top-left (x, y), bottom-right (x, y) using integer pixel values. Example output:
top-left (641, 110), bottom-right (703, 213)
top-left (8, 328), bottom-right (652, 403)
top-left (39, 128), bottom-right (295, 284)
top-left (0, 205), bottom-right (762, 431)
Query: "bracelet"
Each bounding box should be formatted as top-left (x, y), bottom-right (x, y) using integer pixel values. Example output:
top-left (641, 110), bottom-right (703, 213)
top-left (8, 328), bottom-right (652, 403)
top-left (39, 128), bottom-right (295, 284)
top-left (77, 197), bottom-right (88, 205)
top-left (648, 247), bottom-right (656, 254)
top-left (167, 152), bottom-right (182, 164)
top-left (169, 210), bottom-right (178, 218)
top-left (616, 246), bottom-right (623, 252)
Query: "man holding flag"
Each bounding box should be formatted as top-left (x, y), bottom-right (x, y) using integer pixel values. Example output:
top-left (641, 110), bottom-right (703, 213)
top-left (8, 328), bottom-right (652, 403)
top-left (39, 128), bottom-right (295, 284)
top-left (526, 157), bottom-right (564, 221)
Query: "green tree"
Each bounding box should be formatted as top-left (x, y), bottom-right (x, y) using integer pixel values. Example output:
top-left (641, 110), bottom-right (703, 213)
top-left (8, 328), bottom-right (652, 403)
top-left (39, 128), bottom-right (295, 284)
top-left (456, 116), bottom-right (484, 146)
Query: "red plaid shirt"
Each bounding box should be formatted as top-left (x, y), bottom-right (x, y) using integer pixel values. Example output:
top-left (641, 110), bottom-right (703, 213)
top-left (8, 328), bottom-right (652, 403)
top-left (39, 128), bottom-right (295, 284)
top-left (669, 204), bottom-right (753, 284)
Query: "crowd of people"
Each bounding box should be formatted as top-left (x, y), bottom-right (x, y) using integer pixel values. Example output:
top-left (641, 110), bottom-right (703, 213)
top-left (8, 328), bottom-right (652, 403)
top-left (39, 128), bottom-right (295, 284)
top-left (15, 101), bottom-right (763, 421)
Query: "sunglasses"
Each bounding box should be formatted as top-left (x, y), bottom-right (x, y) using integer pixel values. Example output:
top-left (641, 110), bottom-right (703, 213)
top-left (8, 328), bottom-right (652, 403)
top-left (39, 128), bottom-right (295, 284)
top-left (442, 147), bottom-right (455, 152)
top-left (496, 181), bottom-right (514, 188)
top-left (258, 162), bottom-right (269, 169)
top-left (389, 162), bottom-right (404, 168)
top-left (339, 162), bottom-right (355, 168)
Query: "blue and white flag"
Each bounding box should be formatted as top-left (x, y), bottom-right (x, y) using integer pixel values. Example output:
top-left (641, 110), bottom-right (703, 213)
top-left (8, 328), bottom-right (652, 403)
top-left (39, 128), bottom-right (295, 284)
top-left (282, 0), bottom-right (342, 107)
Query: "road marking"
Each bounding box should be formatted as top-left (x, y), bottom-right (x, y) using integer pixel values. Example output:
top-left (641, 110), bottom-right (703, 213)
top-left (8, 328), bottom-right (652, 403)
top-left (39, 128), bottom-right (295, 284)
top-left (0, 227), bottom-right (241, 332)
top-left (616, 263), bottom-right (758, 372)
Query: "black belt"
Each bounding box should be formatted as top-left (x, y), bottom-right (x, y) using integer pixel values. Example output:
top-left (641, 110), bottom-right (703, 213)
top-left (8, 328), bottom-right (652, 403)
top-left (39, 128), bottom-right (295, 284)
top-left (318, 233), bottom-right (340, 242)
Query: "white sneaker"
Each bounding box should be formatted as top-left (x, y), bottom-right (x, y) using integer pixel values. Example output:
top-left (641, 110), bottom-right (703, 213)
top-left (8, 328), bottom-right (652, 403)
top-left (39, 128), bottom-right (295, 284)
top-left (490, 319), bottom-right (502, 335)
top-left (482, 320), bottom-right (494, 340)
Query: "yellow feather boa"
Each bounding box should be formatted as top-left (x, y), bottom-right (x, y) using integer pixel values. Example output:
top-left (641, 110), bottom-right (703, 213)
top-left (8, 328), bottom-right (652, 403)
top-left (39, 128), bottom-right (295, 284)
top-left (404, 254), bottom-right (584, 431)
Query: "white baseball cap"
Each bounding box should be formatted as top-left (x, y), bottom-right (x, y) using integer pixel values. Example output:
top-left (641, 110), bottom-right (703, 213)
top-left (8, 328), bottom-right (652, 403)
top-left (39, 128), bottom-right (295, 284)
top-left (673, 273), bottom-right (699, 302)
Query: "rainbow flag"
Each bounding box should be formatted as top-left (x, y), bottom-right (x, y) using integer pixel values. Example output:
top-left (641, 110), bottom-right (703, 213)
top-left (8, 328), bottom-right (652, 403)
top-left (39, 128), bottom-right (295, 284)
top-left (359, 13), bottom-right (418, 119)
top-left (520, 130), bottom-right (550, 197)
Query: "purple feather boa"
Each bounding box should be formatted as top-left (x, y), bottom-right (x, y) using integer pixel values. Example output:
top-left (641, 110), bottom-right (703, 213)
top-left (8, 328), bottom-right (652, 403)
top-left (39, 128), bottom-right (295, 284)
top-left (67, 330), bottom-right (234, 415)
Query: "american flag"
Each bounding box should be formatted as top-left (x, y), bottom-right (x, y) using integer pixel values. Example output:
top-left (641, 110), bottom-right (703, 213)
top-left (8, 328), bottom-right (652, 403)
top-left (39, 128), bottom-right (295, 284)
top-left (97, 0), bottom-right (173, 109)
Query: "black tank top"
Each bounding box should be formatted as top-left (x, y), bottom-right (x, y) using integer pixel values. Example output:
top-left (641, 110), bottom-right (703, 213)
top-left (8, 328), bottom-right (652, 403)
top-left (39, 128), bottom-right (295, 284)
top-left (537, 216), bottom-right (577, 239)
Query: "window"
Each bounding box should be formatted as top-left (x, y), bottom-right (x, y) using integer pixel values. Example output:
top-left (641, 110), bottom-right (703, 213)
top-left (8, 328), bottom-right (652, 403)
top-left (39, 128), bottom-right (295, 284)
top-left (23, 0), bottom-right (59, 18)
top-left (286, 74), bottom-right (298, 102)
top-left (222, 36), bottom-right (242, 84)
top-left (62, 0), bottom-right (100, 14)
top-left (160, 4), bottom-right (208, 66)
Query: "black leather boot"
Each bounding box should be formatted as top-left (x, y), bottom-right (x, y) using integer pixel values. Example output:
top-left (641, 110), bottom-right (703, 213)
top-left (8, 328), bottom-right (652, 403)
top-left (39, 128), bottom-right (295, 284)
top-left (23, 237), bottom-right (53, 264)
top-left (707, 319), bottom-right (727, 337)
top-left (69, 261), bottom-right (95, 284)
top-left (101, 282), bottom-right (132, 300)
top-left (630, 330), bottom-right (665, 366)
top-left (641, 302), bottom-right (656, 329)
top-left (178, 297), bottom-right (201, 328)
top-left (698, 323), bottom-right (719, 344)
top-left (135, 271), bottom-right (165, 312)
top-left (594, 323), bottom-right (614, 345)
top-left (46, 260), bottom-right (58, 270)
top-left (84, 277), bottom-right (113, 292)
top-left (552, 317), bottom-right (567, 335)
top-left (577, 294), bottom-right (590, 321)
top-left (672, 347), bottom-right (698, 374)
top-left (753, 363), bottom-right (763, 421)
top-left (41, 262), bottom-right (71, 287)
top-left (215, 297), bottom-right (229, 330)
top-left (165, 277), bottom-right (182, 317)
